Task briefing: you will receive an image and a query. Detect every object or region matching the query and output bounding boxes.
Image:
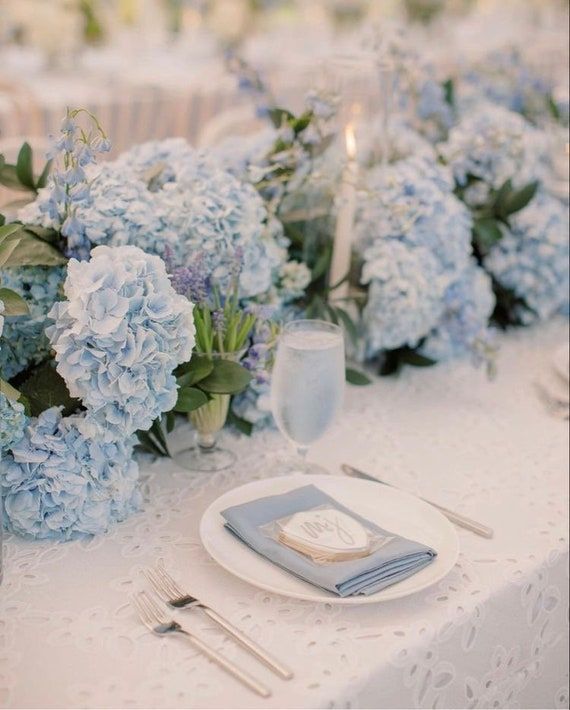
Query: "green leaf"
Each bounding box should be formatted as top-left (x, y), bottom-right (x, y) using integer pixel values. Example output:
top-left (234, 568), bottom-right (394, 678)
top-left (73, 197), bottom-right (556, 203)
top-left (492, 178), bottom-right (513, 212)
top-left (0, 377), bottom-right (22, 403)
top-left (0, 236), bottom-right (22, 267)
top-left (378, 350), bottom-right (402, 376)
top-left (290, 111), bottom-right (312, 135)
top-left (345, 367), bottom-right (372, 386)
top-left (165, 411), bottom-right (176, 433)
top-left (18, 362), bottom-right (81, 417)
top-left (548, 94), bottom-right (561, 122)
top-left (199, 359), bottom-right (252, 395)
top-left (335, 306), bottom-right (359, 346)
top-left (135, 429), bottom-right (168, 457)
top-left (311, 248), bottom-right (331, 282)
top-left (150, 418), bottom-right (170, 457)
top-left (473, 217), bottom-right (503, 254)
top-left (227, 409), bottom-right (254, 436)
top-left (16, 143), bottom-right (35, 191)
top-left (268, 107), bottom-right (295, 129)
top-left (497, 181), bottom-right (538, 218)
top-left (399, 349), bottom-right (437, 368)
top-left (174, 386), bottom-right (209, 412)
top-left (0, 287), bottom-right (29, 316)
top-left (0, 164), bottom-right (31, 192)
top-left (3, 232), bottom-right (67, 267)
top-left (36, 159), bottom-right (53, 189)
top-left (22, 224), bottom-right (60, 244)
top-left (176, 355), bottom-right (214, 387)
top-left (442, 78), bottom-right (455, 107)
top-left (0, 223), bottom-right (21, 245)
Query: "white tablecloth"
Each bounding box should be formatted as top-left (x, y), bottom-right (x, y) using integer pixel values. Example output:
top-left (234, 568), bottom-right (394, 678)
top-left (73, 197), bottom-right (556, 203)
top-left (1, 320), bottom-right (568, 709)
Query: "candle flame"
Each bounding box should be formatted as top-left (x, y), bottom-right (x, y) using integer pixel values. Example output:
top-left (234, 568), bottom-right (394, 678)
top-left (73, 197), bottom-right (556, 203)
top-left (345, 124), bottom-right (357, 160)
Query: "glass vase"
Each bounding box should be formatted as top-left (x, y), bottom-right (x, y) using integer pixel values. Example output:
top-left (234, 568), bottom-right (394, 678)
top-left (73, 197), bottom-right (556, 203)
top-left (174, 351), bottom-right (243, 473)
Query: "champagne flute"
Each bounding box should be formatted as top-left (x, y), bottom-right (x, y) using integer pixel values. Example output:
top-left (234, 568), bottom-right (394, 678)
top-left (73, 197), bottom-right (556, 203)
top-left (271, 319), bottom-right (345, 474)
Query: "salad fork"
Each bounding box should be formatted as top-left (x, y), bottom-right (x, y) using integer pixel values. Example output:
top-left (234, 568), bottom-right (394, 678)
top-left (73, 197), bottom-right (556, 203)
top-left (130, 591), bottom-right (271, 698)
top-left (143, 565), bottom-right (293, 680)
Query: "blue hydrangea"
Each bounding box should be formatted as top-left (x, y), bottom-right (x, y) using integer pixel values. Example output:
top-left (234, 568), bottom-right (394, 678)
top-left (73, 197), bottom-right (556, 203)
top-left (459, 48), bottom-right (558, 126)
top-left (231, 379), bottom-right (273, 430)
top-left (1, 407), bottom-right (141, 540)
top-left (357, 157), bottom-right (473, 355)
top-left (275, 261), bottom-right (312, 303)
top-left (46, 245), bottom-right (196, 437)
top-left (484, 191), bottom-right (569, 323)
top-left (358, 118), bottom-right (437, 167)
top-left (439, 104), bottom-right (547, 191)
top-left (22, 138), bottom-right (287, 299)
top-left (211, 128), bottom-right (278, 178)
top-left (372, 28), bottom-right (454, 141)
top-left (420, 262), bottom-right (496, 366)
top-left (0, 392), bottom-right (27, 452)
top-left (0, 266), bottom-right (65, 379)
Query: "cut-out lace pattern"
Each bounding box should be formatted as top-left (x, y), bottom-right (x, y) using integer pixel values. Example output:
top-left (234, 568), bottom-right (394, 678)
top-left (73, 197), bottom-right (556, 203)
top-left (1, 320), bottom-right (568, 708)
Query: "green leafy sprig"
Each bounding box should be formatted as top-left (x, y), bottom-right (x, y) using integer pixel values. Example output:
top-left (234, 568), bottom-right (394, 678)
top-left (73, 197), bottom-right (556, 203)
top-left (0, 142), bottom-right (52, 196)
top-left (457, 176), bottom-right (539, 326)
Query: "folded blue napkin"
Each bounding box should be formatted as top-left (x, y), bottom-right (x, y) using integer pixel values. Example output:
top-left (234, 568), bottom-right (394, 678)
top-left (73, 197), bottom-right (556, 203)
top-left (221, 484), bottom-right (437, 597)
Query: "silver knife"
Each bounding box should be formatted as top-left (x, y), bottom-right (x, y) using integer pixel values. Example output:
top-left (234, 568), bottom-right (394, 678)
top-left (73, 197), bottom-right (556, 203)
top-left (341, 463), bottom-right (494, 539)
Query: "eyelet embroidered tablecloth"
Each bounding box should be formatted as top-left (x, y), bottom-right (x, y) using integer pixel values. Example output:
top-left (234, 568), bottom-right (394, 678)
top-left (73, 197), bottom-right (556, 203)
top-left (1, 319), bottom-right (568, 709)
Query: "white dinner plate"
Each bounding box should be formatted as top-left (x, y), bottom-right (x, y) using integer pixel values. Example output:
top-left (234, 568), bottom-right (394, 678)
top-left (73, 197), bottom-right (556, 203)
top-left (199, 475), bottom-right (459, 605)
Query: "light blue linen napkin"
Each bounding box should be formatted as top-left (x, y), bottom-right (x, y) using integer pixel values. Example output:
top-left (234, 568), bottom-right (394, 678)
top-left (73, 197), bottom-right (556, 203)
top-left (221, 484), bottom-right (437, 597)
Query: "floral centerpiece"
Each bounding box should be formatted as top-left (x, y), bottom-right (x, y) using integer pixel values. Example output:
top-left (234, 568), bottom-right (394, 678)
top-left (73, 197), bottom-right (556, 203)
top-left (0, 23), bottom-right (568, 540)
top-left (0, 110), bottom-right (262, 538)
top-left (162, 246), bottom-right (262, 471)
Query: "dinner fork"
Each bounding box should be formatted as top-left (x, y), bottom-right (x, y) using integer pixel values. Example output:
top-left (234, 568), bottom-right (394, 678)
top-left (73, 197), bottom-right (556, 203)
top-left (130, 591), bottom-right (271, 698)
top-left (143, 565), bottom-right (293, 680)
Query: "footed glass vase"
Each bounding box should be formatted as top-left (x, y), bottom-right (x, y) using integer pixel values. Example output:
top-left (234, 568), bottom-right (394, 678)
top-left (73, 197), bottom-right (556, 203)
top-left (174, 351), bottom-right (242, 473)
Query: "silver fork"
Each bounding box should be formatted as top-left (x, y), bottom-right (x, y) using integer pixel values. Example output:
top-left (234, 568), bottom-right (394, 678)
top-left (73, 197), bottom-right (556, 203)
top-left (131, 591), bottom-right (271, 698)
top-left (144, 565), bottom-right (293, 680)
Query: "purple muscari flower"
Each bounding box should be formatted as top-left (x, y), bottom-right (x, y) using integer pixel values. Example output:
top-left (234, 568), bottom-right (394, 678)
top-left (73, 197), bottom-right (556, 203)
top-left (231, 247), bottom-right (244, 280)
top-left (212, 309), bottom-right (225, 335)
top-left (168, 267), bottom-right (192, 298)
top-left (168, 254), bottom-right (210, 305)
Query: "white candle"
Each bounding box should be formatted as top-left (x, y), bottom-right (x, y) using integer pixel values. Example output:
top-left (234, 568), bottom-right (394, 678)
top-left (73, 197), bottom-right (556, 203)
top-left (329, 124), bottom-right (357, 304)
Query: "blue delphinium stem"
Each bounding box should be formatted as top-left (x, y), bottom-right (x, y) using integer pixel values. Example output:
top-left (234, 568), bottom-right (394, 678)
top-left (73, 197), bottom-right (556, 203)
top-left (42, 107), bottom-right (111, 260)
